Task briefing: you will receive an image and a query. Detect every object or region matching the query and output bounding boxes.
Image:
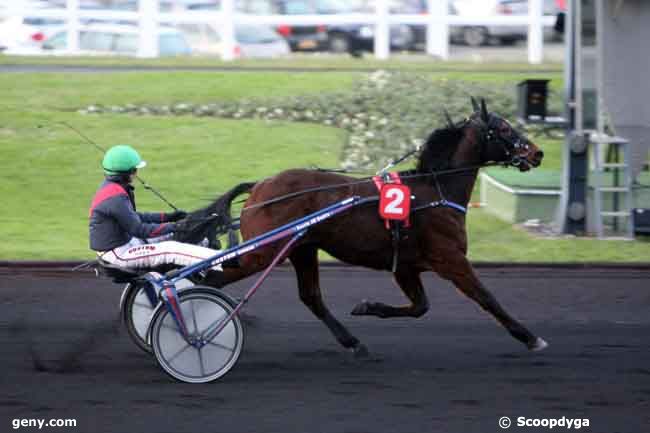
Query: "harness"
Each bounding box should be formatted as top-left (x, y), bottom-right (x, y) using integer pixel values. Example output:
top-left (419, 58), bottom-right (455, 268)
top-left (372, 171), bottom-right (468, 272)
top-left (241, 111), bottom-right (528, 273)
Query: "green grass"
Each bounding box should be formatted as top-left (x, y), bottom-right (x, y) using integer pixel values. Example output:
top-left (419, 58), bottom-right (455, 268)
top-left (1, 112), bottom-right (345, 259)
top-left (0, 53), bottom-right (563, 73)
top-left (1, 63), bottom-right (648, 263)
top-left (1, 71), bottom-right (360, 110)
top-left (467, 210), bottom-right (650, 262)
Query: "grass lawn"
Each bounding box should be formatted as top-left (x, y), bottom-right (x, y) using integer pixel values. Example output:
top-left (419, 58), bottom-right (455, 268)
top-left (1, 58), bottom-right (648, 262)
top-left (0, 53), bottom-right (563, 73)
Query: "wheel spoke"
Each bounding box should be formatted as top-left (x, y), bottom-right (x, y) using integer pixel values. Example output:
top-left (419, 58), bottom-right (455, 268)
top-left (207, 340), bottom-right (234, 352)
top-left (198, 346), bottom-right (205, 376)
top-left (200, 312), bottom-right (228, 338)
top-left (190, 299), bottom-right (199, 335)
top-left (167, 342), bottom-right (193, 363)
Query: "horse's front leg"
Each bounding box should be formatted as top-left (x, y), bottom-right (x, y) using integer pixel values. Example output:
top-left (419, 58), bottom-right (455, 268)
top-left (351, 268), bottom-right (429, 318)
top-left (290, 245), bottom-right (368, 357)
top-left (437, 256), bottom-right (548, 351)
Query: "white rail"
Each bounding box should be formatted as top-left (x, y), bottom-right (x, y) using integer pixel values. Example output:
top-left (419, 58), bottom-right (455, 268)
top-left (4, 0), bottom-right (554, 63)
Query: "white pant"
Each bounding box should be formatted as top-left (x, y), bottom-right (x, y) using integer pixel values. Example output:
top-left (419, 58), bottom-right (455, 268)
top-left (99, 237), bottom-right (222, 271)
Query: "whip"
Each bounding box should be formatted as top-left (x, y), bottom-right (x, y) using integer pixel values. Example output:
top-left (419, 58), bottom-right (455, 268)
top-left (51, 121), bottom-right (179, 211)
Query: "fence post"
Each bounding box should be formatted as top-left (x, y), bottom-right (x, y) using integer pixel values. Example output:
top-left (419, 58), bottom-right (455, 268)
top-left (374, 0), bottom-right (389, 60)
top-left (138, 0), bottom-right (159, 58)
top-left (65, 0), bottom-right (79, 54)
top-left (221, 0), bottom-right (236, 61)
top-left (426, 0), bottom-right (449, 60)
top-left (528, 0), bottom-right (543, 64)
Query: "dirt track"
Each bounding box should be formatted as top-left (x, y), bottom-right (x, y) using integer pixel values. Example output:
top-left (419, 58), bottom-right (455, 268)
top-left (0, 266), bottom-right (648, 433)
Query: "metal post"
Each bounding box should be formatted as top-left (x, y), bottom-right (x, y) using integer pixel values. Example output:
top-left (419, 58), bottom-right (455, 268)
top-left (374, 0), bottom-right (389, 60)
top-left (138, 0), bottom-right (159, 58)
top-left (527, 0), bottom-right (543, 64)
top-left (221, 0), bottom-right (236, 61)
top-left (426, 0), bottom-right (449, 60)
top-left (66, 0), bottom-right (80, 54)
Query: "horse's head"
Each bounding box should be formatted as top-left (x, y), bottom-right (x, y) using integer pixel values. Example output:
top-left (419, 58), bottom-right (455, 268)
top-left (468, 97), bottom-right (544, 171)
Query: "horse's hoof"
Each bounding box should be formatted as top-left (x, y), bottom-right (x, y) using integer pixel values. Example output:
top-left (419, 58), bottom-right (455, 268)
top-left (529, 337), bottom-right (549, 352)
top-left (352, 343), bottom-right (369, 358)
top-left (351, 300), bottom-right (370, 316)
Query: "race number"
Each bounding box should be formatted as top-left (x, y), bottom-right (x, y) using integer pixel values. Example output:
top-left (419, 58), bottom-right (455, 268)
top-left (379, 184), bottom-right (411, 221)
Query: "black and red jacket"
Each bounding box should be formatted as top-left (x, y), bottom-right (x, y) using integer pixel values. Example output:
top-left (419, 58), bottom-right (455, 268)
top-left (89, 177), bottom-right (176, 251)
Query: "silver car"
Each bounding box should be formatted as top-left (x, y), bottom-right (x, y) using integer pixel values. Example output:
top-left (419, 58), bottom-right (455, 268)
top-left (177, 23), bottom-right (290, 58)
top-left (450, 0), bottom-right (564, 47)
top-left (37, 23), bottom-right (192, 56)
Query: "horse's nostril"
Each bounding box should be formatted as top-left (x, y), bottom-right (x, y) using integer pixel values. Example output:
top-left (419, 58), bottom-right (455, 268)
top-left (535, 151), bottom-right (544, 159)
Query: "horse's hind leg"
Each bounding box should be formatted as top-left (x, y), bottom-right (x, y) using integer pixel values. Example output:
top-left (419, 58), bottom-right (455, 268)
top-left (351, 268), bottom-right (429, 318)
top-left (438, 257), bottom-right (547, 351)
top-left (289, 245), bottom-right (368, 357)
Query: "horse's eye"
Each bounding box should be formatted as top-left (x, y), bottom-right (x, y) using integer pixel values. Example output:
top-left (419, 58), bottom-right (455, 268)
top-left (499, 124), bottom-right (511, 135)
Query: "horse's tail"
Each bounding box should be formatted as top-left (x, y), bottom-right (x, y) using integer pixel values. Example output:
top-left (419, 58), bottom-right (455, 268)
top-left (213, 181), bottom-right (257, 248)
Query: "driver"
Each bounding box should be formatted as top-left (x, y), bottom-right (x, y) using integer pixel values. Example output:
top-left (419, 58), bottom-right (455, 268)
top-left (88, 144), bottom-right (223, 274)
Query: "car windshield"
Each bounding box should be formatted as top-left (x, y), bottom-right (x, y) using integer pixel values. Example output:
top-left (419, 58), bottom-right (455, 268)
top-left (235, 25), bottom-right (281, 43)
top-left (80, 31), bottom-right (113, 51)
top-left (283, 1), bottom-right (315, 14)
top-left (24, 17), bottom-right (65, 26)
top-left (159, 33), bottom-right (191, 56)
top-left (114, 33), bottom-right (138, 53)
top-left (44, 31), bottom-right (66, 49)
top-left (315, 0), bottom-right (353, 13)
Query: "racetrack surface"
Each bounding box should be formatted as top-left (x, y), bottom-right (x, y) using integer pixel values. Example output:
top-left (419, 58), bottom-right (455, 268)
top-left (1, 266), bottom-right (648, 433)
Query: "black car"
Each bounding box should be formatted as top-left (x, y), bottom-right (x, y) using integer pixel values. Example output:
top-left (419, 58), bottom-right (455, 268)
top-left (298, 0), bottom-right (415, 55)
top-left (187, 0), bottom-right (416, 54)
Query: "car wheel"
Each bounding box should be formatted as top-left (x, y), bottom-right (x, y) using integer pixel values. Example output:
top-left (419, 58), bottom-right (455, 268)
top-left (462, 26), bottom-right (488, 47)
top-left (328, 33), bottom-right (350, 54)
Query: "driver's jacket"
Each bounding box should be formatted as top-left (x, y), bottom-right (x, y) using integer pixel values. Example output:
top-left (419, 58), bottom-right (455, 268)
top-left (89, 178), bottom-right (176, 252)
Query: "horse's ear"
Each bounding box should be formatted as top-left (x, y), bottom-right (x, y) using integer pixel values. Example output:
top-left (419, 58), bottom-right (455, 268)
top-left (480, 98), bottom-right (489, 122)
top-left (443, 109), bottom-right (454, 128)
top-left (470, 96), bottom-right (480, 113)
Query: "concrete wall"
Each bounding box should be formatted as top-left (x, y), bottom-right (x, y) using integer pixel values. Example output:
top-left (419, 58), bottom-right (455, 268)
top-left (600, 0), bottom-right (650, 178)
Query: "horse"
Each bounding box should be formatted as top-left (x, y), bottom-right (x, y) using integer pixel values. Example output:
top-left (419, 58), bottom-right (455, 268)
top-left (183, 98), bottom-right (546, 356)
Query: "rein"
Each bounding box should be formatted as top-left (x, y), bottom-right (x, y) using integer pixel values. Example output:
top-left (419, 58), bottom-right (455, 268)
top-left (241, 110), bottom-right (526, 213)
top-left (240, 161), bottom-right (504, 213)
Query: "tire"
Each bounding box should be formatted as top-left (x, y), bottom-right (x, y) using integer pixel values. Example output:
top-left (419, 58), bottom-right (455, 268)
top-left (121, 278), bottom-right (194, 354)
top-left (328, 33), bottom-right (350, 54)
top-left (462, 26), bottom-right (489, 47)
top-left (149, 287), bottom-right (244, 384)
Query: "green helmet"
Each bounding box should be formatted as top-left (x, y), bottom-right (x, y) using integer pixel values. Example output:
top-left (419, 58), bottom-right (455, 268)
top-left (102, 145), bottom-right (147, 175)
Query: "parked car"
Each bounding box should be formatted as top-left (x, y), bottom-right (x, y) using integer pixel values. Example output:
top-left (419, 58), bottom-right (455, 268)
top-left (0, 1), bottom-right (65, 53)
top-left (348, 0), bottom-right (424, 52)
top-left (188, 0), bottom-right (328, 52)
top-left (32, 23), bottom-right (192, 57)
top-left (450, 0), bottom-right (566, 47)
top-left (317, 0), bottom-right (414, 55)
top-left (176, 22), bottom-right (290, 58)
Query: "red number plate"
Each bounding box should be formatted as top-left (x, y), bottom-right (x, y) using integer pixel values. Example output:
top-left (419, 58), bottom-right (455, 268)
top-left (379, 184), bottom-right (411, 221)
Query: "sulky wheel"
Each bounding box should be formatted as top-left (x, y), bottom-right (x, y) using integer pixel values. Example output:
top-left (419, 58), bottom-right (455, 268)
top-left (120, 278), bottom-right (193, 354)
top-left (149, 287), bottom-right (244, 383)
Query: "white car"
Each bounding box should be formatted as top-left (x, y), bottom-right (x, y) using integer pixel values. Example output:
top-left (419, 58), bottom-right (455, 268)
top-left (450, 0), bottom-right (564, 46)
top-left (177, 23), bottom-right (290, 58)
top-left (0, 14), bottom-right (65, 53)
top-left (34, 23), bottom-right (192, 57)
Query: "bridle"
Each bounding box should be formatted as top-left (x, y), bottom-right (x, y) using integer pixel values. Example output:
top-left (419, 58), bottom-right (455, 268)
top-left (470, 113), bottom-right (533, 169)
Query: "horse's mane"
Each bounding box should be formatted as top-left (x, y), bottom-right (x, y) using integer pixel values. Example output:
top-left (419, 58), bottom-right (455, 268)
top-left (415, 125), bottom-right (465, 173)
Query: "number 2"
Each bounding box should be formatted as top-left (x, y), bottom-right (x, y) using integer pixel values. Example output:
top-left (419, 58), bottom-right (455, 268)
top-left (384, 188), bottom-right (405, 215)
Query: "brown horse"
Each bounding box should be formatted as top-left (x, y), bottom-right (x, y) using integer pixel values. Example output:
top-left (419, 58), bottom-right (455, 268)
top-left (186, 98), bottom-right (546, 356)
